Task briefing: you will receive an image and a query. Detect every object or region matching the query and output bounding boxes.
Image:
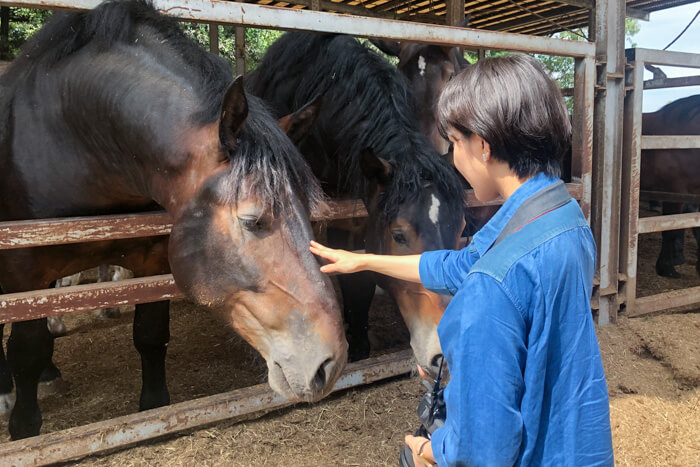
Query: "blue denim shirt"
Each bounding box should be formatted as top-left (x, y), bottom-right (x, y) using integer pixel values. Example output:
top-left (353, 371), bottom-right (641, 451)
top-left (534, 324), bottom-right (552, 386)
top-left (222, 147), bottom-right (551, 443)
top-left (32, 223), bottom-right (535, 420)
top-left (419, 173), bottom-right (613, 466)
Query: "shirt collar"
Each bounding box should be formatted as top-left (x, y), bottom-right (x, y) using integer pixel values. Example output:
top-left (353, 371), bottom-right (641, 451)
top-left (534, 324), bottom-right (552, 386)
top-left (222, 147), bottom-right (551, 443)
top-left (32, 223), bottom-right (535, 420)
top-left (470, 172), bottom-right (560, 257)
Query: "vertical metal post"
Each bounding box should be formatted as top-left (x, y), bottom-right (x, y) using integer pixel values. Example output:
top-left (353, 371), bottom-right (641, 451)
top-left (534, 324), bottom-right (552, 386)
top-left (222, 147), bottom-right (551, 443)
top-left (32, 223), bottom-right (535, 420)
top-left (592, 0), bottom-right (626, 324)
top-left (235, 27), bottom-right (246, 76)
top-left (208, 23), bottom-right (219, 55)
top-left (619, 53), bottom-right (644, 314)
top-left (477, 49), bottom-right (486, 60)
top-left (0, 6), bottom-right (9, 61)
top-left (572, 56), bottom-right (595, 221)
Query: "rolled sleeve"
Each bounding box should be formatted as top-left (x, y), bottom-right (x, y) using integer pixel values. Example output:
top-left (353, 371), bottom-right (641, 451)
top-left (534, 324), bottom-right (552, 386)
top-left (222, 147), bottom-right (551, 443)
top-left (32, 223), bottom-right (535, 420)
top-left (418, 246), bottom-right (478, 296)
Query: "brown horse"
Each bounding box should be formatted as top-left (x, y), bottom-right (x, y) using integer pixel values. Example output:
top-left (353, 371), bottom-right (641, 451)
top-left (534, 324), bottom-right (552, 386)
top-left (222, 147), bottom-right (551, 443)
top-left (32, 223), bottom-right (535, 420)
top-left (641, 94), bottom-right (700, 277)
top-left (370, 18), bottom-right (470, 155)
top-left (247, 33), bottom-right (466, 378)
top-left (0, 0), bottom-right (346, 439)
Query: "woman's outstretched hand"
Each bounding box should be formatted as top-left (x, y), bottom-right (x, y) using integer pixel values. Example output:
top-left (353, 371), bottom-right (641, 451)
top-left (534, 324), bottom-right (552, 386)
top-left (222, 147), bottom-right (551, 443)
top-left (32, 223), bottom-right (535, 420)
top-left (309, 240), bottom-right (366, 274)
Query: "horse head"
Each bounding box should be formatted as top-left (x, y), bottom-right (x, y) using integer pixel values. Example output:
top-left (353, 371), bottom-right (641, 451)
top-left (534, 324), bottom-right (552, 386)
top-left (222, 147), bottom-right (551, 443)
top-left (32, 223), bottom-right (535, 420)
top-left (167, 78), bottom-right (347, 402)
top-left (360, 148), bottom-right (465, 378)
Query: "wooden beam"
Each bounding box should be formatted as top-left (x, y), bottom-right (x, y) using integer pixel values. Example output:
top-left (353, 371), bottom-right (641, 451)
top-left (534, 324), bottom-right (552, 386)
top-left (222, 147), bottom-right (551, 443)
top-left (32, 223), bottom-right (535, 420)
top-left (234, 26), bottom-right (245, 75)
top-left (208, 22), bottom-right (218, 54)
top-left (445, 0), bottom-right (465, 25)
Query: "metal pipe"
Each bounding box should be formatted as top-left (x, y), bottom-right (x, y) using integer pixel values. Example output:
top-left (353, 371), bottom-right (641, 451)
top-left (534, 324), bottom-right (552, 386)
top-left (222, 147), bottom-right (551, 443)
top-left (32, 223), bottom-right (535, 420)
top-left (0, 350), bottom-right (416, 466)
top-left (0, 0), bottom-right (596, 57)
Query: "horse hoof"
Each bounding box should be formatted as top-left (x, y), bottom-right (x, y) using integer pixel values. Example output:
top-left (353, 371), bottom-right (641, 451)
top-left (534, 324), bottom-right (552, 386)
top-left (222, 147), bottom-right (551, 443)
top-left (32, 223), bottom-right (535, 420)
top-left (37, 378), bottom-right (69, 399)
top-left (0, 392), bottom-right (16, 419)
top-left (47, 316), bottom-right (68, 337)
top-left (656, 263), bottom-right (681, 278)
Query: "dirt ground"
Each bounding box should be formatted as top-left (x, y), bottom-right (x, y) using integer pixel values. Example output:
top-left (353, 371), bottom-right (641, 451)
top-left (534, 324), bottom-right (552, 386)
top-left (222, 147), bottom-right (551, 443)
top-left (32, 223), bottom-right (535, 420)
top-left (0, 223), bottom-right (698, 466)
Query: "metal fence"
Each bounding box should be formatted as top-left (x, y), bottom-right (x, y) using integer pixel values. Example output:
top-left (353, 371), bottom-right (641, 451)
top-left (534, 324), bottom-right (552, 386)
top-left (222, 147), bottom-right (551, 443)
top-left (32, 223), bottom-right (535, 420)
top-left (619, 47), bottom-right (700, 318)
top-left (0, 0), bottom-right (595, 463)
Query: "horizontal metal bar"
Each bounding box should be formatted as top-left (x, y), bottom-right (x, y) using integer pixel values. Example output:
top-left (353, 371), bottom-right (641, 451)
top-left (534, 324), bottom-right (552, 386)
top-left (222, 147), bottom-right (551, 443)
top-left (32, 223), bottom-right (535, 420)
top-left (629, 286), bottom-right (700, 318)
top-left (628, 48), bottom-right (700, 68)
top-left (0, 0), bottom-right (596, 57)
top-left (0, 212), bottom-right (172, 250)
top-left (465, 182), bottom-right (583, 207)
top-left (0, 275), bottom-right (182, 323)
top-left (639, 190), bottom-right (700, 204)
top-left (641, 135), bottom-right (700, 150)
top-left (637, 212), bottom-right (700, 234)
top-left (0, 200), bottom-right (367, 250)
top-left (564, 74), bottom-right (700, 96)
top-left (0, 349), bottom-right (415, 466)
top-left (643, 75), bottom-right (700, 90)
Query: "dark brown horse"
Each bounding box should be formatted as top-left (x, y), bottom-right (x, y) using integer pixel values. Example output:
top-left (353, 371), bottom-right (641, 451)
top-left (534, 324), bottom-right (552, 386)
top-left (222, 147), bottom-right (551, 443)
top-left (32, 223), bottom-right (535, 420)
top-left (370, 19), bottom-right (469, 155)
top-left (641, 94), bottom-right (700, 277)
top-left (0, 0), bottom-right (346, 439)
top-left (370, 27), bottom-right (499, 237)
top-left (247, 33), bottom-right (466, 378)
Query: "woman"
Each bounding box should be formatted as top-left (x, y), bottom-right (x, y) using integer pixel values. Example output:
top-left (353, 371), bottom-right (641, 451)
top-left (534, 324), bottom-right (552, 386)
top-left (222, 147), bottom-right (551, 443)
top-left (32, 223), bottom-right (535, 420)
top-left (310, 54), bottom-right (613, 466)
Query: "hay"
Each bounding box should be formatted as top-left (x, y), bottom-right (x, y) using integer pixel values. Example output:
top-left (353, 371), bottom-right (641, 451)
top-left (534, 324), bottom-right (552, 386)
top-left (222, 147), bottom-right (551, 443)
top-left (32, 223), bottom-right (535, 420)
top-left (0, 217), bottom-right (698, 465)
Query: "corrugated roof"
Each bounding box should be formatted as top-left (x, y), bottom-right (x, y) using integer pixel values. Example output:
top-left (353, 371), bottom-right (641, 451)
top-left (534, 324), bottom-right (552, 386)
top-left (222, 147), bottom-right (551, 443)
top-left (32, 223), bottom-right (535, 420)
top-left (243, 0), bottom-right (698, 36)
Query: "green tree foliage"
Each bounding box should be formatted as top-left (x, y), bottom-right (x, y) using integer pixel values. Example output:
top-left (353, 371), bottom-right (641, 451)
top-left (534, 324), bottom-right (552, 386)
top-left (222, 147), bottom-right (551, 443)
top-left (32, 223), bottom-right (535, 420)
top-left (1, 7), bottom-right (52, 60)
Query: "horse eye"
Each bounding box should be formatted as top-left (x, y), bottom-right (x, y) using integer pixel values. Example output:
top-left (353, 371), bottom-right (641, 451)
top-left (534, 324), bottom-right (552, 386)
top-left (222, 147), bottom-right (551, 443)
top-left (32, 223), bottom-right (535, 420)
top-left (391, 230), bottom-right (408, 244)
top-left (238, 216), bottom-right (266, 232)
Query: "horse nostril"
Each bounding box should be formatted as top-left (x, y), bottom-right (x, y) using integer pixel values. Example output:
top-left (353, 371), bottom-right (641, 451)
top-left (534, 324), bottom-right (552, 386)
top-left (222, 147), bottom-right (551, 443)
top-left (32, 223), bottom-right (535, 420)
top-left (311, 358), bottom-right (333, 392)
top-left (431, 353), bottom-right (444, 368)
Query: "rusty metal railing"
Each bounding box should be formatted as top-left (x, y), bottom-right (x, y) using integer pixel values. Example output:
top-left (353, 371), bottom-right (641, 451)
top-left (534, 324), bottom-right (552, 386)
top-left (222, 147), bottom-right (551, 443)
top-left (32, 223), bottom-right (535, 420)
top-left (620, 47), bottom-right (700, 318)
top-left (0, 0), bottom-right (596, 462)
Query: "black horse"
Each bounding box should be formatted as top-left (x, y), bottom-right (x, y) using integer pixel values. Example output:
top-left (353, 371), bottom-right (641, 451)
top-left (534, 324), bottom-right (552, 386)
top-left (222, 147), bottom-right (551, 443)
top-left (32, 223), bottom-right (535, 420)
top-left (0, 0), bottom-right (347, 440)
top-left (641, 94), bottom-right (700, 277)
top-left (247, 33), bottom-right (465, 377)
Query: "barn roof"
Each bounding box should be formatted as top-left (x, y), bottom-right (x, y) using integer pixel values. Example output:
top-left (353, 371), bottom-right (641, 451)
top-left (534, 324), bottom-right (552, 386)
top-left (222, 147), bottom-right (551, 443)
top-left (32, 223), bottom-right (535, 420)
top-left (242, 0), bottom-right (696, 36)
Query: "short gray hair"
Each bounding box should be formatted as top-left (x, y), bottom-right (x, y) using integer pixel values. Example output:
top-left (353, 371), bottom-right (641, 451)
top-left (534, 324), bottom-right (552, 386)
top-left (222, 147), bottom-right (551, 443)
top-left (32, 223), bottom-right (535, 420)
top-left (437, 54), bottom-right (571, 178)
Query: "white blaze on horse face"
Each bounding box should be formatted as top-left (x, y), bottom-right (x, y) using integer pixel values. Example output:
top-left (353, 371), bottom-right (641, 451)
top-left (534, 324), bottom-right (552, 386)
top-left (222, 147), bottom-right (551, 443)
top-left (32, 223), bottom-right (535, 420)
top-left (429, 194), bottom-right (440, 226)
top-left (418, 55), bottom-right (427, 77)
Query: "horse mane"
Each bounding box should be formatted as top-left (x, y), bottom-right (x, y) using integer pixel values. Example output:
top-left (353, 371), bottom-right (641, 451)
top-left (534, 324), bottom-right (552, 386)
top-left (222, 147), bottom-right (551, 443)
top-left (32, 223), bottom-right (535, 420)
top-left (2, 0), bottom-right (323, 214)
top-left (247, 33), bottom-right (463, 222)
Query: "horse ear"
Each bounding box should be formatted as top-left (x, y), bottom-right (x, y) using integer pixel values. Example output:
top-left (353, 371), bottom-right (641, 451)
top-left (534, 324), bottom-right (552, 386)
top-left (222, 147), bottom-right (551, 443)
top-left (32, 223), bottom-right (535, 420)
top-left (458, 13), bottom-right (471, 28)
top-left (219, 76), bottom-right (248, 149)
top-left (369, 38), bottom-right (401, 57)
top-left (278, 95), bottom-right (323, 144)
top-left (360, 148), bottom-right (393, 185)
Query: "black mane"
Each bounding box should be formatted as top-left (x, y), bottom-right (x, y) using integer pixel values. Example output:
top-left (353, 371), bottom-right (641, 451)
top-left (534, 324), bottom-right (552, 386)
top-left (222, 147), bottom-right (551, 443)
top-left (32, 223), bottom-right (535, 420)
top-left (247, 33), bottom-right (463, 222)
top-left (1, 0), bottom-right (323, 214)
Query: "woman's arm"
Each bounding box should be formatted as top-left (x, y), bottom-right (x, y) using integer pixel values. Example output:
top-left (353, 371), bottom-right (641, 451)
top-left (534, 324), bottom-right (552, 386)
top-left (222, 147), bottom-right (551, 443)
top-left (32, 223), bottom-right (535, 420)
top-left (309, 241), bottom-right (422, 283)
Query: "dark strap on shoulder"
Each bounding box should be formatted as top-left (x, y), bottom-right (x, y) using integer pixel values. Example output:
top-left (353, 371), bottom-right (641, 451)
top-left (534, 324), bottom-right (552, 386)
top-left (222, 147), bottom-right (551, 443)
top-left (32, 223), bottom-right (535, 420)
top-left (491, 180), bottom-right (571, 249)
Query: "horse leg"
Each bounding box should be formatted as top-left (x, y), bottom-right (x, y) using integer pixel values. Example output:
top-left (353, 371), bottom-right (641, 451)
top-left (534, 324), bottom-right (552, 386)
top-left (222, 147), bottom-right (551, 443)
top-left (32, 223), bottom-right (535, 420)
top-left (0, 323), bottom-right (16, 418)
top-left (7, 318), bottom-right (53, 439)
top-left (133, 300), bottom-right (170, 410)
top-left (656, 202), bottom-right (684, 278)
top-left (338, 272), bottom-right (376, 362)
top-left (691, 205), bottom-right (700, 275)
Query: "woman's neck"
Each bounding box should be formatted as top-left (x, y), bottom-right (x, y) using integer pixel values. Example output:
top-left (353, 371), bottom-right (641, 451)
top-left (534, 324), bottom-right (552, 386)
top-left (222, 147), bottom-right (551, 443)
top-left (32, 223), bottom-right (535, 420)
top-left (490, 162), bottom-right (531, 200)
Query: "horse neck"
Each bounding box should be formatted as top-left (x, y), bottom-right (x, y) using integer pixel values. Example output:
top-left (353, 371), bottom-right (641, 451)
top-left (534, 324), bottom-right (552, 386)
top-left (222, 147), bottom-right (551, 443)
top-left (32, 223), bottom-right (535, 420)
top-left (52, 51), bottom-right (219, 216)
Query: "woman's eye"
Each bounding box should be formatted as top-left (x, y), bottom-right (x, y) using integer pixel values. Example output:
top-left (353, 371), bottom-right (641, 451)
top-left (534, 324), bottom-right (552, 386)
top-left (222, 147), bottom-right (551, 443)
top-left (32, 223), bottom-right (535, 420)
top-left (392, 230), bottom-right (408, 244)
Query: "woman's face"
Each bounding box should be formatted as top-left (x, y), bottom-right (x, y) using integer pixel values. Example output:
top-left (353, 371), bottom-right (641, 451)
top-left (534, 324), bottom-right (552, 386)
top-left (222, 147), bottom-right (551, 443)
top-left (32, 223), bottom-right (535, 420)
top-left (448, 128), bottom-right (500, 202)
